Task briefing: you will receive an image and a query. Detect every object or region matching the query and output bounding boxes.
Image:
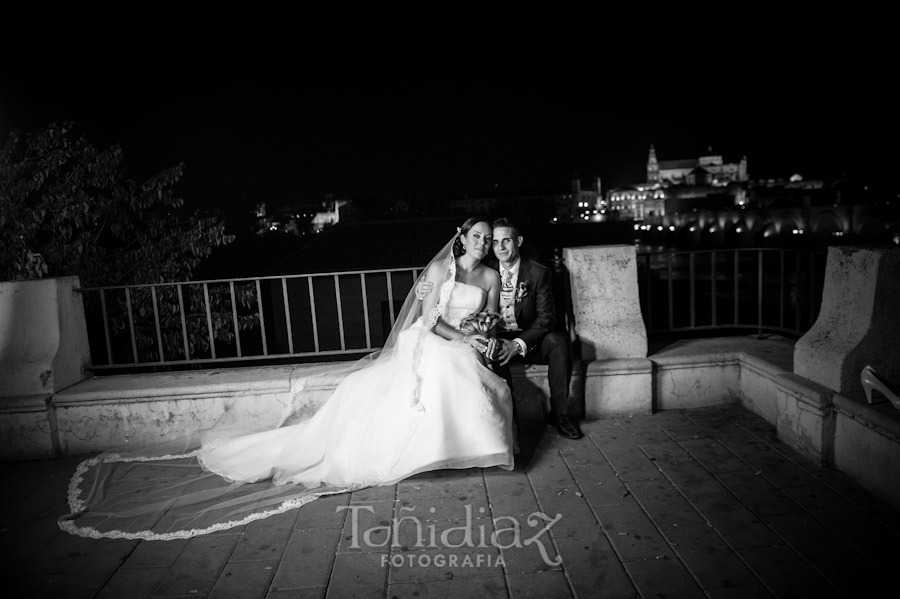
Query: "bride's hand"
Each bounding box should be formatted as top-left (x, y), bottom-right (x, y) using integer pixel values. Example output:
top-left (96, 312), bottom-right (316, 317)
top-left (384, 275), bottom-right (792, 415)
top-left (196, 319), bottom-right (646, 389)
top-left (463, 333), bottom-right (489, 352)
top-left (415, 280), bottom-right (434, 301)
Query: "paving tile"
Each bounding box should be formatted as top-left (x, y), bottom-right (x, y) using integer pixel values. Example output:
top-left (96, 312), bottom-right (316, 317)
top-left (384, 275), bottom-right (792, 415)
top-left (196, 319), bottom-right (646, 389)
top-left (122, 538), bottom-right (188, 568)
top-left (638, 439), bottom-right (692, 462)
top-left (210, 559), bottom-right (278, 599)
top-left (4, 404), bottom-right (900, 599)
top-left (684, 406), bottom-right (746, 427)
top-left (802, 504), bottom-right (900, 570)
top-left (326, 552), bottom-right (387, 598)
top-left (231, 509), bottom-right (297, 561)
top-left (506, 570), bottom-right (571, 598)
top-left (655, 459), bottom-right (727, 498)
top-left (2, 515), bottom-right (68, 570)
top-left (153, 533), bottom-right (241, 596)
top-left (625, 556), bottom-right (706, 599)
top-left (499, 533), bottom-right (564, 574)
top-left (762, 513), bottom-right (874, 577)
top-left (810, 467), bottom-right (900, 522)
top-left (9, 571), bottom-right (97, 599)
top-left (267, 588), bottom-right (326, 599)
top-left (753, 459), bottom-right (819, 489)
top-left (715, 471), bottom-right (805, 517)
top-left (599, 445), bottom-right (663, 481)
top-left (348, 484), bottom-right (395, 503)
top-left (387, 575), bottom-right (508, 598)
top-left (96, 566), bottom-right (169, 599)
top-left (679, 438), bottom-right (751, 474)
top-left (392, 516), bottom-right (495, 552)
top-left (704, 583), bottom-right (775, 599)
top-left (688, 494), bottom-right (782, 549)
top-left (525, 450), bottom-right (577, 489)
top-left (295, 493), bottom-right (350, 530)
top-left (483, 474), bottom-right (540, 515)
top-left (716, 436), bottom-right (793, 472)
top-left (387, 546), bottom-right (504, 583)
top-left (715, 433), bottom-right (777, 456)
top-left (557, 439), bottom-right (610, 466)
top-left (397, 471), bottom-right (487, 500)
top-left (25, 532), bottom-right (136, 575)
top-left (625, 479), bottom-right (708, 529)
top-left (780, 483), bottom-right (855, 512)
top-left (554, 533), bottom-right (637, 599)
top-left (662, 523), bottom-right (758, 590)
top-left (337, 500), bottom-right (394, 553)
top-left (270, 527), bottom-right (341, 590)
top-left (397, 493), bottom-right (490, 522)
top-left (737, 544), bottom-right (844, 599)
top-left (660, 423), bottom-right (716, 442)
top-left (586, 427), bottom-right (630, 448)
top-left (615, 427), bottom-right (674, 444)
top-left (595, 503), bottom-right (674, 561)
top-left (568, 464), bottom-right (637, 508)
top-left (531, 486), bottom-right (599, 538)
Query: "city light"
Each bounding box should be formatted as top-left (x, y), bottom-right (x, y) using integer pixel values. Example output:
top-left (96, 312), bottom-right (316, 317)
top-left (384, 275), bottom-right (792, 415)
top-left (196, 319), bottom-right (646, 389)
top-left (668, 226), bottom-right (675, 232)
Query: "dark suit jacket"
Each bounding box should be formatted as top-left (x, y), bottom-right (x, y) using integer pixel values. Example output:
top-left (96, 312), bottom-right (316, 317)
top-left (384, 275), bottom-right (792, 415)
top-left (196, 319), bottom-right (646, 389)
top-left (486, 256), bottom-right (557, 354)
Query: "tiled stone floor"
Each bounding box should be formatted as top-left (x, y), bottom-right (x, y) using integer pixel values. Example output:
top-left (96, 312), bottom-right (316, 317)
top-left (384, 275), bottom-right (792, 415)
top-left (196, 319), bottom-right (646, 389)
top-left (1, 404), bottom-right (897, 598)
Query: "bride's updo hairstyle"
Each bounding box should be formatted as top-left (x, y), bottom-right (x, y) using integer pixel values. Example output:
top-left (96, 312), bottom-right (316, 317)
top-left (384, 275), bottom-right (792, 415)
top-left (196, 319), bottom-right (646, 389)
top-left (452, 216), bottom-right (490, 258)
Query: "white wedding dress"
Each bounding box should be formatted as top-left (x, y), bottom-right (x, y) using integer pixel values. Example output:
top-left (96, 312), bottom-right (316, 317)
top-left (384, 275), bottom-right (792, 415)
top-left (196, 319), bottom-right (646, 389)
top-left (60, 281), bottom-right (514, 540)
top-left (199, 281), bottom-right (514, 487)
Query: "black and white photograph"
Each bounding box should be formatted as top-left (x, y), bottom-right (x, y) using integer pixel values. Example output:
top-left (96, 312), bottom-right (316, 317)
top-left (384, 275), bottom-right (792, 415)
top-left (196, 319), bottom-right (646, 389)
top-left (1, 47), bottom-right (897, 598)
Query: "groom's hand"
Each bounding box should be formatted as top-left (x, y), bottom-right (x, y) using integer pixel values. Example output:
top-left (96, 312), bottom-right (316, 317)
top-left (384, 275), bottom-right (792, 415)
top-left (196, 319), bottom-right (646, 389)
top-left (415, 280), bottom-right (434, 301)
top-left (496, 339), bottom-right (518, 366)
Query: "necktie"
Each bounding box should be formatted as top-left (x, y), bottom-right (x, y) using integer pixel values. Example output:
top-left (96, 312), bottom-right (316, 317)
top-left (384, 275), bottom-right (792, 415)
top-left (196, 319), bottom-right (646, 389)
top-left (502, 269), bottom-right (513, 291)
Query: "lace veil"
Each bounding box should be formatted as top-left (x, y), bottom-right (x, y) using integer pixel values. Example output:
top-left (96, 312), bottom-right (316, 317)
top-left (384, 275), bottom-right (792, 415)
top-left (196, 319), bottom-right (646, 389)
top-left (59, 228), bottom-right (463, 540)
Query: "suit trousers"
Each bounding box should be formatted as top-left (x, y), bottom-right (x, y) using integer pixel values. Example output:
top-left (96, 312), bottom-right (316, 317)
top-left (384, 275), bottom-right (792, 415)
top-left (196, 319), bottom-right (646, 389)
top-left (492, 330), bottom-right (573, 418)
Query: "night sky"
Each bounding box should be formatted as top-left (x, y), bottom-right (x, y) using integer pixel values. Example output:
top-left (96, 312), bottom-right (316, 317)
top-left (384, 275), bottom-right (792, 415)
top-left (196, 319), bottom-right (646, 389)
top-left (2, 47), bottom-right (894, 212)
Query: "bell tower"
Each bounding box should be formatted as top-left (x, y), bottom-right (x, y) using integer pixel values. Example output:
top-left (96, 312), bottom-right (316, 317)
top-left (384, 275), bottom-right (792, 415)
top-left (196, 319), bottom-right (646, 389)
top-left (647, 144), bottom-right (659, 183)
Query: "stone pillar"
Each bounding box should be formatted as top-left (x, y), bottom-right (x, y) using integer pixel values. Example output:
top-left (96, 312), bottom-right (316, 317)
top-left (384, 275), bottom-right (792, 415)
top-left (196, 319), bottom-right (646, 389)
top-left (564, 245), bottom-right (648, 361)
top-left (794, 246), bottom-right (900, 394)
top-left (565, 245), bottom-right (651, 416)
top-left (0, 276), bottom-right (91, 396)
top-left (0, 276), bottom-right (91, 460)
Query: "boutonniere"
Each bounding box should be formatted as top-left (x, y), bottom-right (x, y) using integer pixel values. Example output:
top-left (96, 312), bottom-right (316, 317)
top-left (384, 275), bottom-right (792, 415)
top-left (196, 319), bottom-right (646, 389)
top-left (515, 281), bottom-right (528, 303)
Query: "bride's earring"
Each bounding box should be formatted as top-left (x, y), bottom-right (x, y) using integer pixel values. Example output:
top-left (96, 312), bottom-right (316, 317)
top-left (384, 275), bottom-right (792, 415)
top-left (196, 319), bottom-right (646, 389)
top-left (861, 365), bottom-right (900, 409)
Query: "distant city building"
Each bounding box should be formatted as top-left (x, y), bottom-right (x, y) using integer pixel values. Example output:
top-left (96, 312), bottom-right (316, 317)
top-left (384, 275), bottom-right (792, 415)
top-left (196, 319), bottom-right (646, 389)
top-left (256, 195), bottom-right (350, 236)
top-left (648, 145), bottom-right (748, 186)
top-left (447, 178), bottom-right (602, 223)
top-left (608, 145), bottom-right (750, 219)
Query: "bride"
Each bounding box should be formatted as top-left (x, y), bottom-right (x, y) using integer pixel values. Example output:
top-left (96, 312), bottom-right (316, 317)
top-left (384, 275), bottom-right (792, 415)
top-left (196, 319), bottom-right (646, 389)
top-left (59, 217), bottom-right (515, 540)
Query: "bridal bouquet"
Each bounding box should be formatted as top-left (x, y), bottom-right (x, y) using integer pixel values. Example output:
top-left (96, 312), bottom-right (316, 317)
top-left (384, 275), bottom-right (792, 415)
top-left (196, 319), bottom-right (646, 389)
top-left (458, 310), bottom-right (502, 357)
top-left (458, 309), bottom-right (502, 337)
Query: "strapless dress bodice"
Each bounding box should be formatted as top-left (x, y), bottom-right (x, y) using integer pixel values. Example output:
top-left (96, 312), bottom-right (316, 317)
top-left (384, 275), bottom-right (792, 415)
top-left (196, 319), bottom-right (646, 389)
top-left (443, 282), bottom-right (487, 329)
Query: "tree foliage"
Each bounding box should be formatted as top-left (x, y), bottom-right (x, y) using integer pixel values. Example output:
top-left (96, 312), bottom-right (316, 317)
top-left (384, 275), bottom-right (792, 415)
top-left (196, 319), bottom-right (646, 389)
top-left (0, 122), bottom-right (259, 366)
top-left (0, 122), bottom-right (232, 285)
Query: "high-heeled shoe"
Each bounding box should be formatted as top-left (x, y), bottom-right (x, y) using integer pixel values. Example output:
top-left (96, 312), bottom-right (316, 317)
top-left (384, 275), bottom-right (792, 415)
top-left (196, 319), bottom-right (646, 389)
top-left (860, 365), bottom-right (900, 410)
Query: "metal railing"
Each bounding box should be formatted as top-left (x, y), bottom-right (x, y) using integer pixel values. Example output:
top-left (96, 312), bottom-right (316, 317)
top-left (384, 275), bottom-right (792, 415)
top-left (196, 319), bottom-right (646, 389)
top-left (636, 248), bottom-right (826, 338)
top-left (80, 248), bottom-right (826, 372)
top-left (80, 267), bottom-right (421, 370)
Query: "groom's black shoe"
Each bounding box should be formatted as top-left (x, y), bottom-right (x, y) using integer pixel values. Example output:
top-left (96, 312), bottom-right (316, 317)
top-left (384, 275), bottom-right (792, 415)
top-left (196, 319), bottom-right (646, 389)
top-left (555, 415), bottom-right (584, 440)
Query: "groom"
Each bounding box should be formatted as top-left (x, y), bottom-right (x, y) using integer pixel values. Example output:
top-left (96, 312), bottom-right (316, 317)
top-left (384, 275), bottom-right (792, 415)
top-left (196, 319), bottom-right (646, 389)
top-left (417, 218), bottom-right (583, 440)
